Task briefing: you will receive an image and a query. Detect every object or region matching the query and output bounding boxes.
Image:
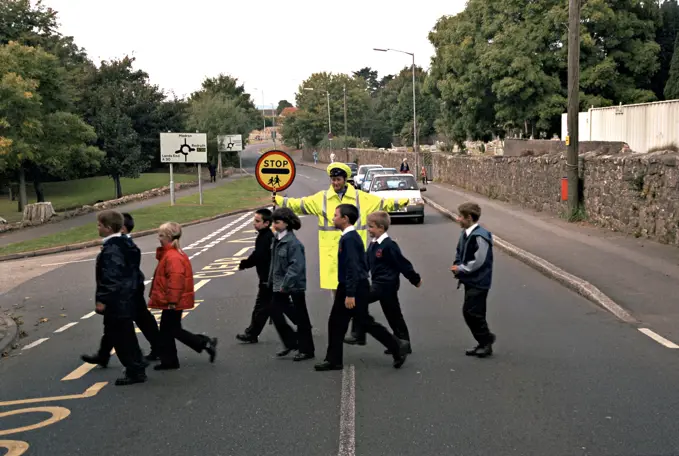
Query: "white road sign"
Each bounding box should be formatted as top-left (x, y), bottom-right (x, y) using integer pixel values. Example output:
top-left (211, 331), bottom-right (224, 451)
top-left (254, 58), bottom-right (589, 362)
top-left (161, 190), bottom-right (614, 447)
top-left (217, 134), bottom-right (243, 152)
top-left (160, 132), bottom-right (208, 163)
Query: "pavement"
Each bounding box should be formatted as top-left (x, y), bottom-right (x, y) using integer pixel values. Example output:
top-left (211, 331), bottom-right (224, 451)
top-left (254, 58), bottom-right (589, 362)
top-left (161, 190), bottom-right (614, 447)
top-left (2, 163), bottom-right (679, 455)
top-left (0, 142), bottom-right (272, 248)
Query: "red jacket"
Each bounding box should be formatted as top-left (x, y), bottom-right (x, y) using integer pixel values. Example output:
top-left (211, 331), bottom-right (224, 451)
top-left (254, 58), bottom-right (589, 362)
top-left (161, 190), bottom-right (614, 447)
top-left (148, 244), bottom-right (195, 310)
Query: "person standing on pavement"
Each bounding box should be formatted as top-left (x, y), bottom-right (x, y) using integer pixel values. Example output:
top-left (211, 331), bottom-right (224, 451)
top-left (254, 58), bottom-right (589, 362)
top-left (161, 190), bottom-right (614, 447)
top-left (275, 162), bottom-right (409, 293)
top-left (313, 150), bottom-right (318, 164)
top-left (149, 222), bottom-right (218, 370)
top-left (451, 202), bottom-right (496, 358)
top-left (268, 208), bottom-right (315, 361)
top-left (330, 152), bottom-right (336, 163)
top-left (82, 213), bottom-right (161, 367)
top-left (346, 211), bottom-right (422, 352)
top-left (236, 209), bottom-right (297, 343)
top-left (400, 158), bottom-right (410, 173)
top-left (208, 163), bottom-right (217, 182)
top-left (90, 210), bottom-right (147, 386)
top-left (314, 204), bottom-right (409, 371)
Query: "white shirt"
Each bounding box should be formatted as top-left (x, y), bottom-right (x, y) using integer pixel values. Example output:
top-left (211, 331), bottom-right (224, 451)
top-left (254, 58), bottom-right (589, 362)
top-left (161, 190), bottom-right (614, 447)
top-left (102, 232), bottom-right (121, 244)
top-left (372, 232), bottom-right (390, 244)
top-left (465, 223), bottom-right (479, 237)
top-left (341, 225), bottom-right (356, 237)
top-left (276, 229), bottom-right (288, 240)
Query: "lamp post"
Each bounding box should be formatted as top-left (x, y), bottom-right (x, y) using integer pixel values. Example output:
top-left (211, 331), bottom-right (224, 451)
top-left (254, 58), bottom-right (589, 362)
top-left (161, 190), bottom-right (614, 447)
top-left (303, 87), bottom-right (332, 137)
top-left (374, 47), bottom-right (418, 173)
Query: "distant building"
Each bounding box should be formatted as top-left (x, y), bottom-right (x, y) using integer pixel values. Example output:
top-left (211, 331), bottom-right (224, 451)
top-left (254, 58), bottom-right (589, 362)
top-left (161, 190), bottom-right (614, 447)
top-left (279, 107), bottom-right (298, 118)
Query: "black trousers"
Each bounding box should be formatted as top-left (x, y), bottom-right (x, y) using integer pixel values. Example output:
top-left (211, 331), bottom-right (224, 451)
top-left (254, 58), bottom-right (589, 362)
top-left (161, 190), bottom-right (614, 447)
top-left (351, 283), bottom-right (410, 342)
top-left (102, 316), bottom-right (145, 376)
top-left (245, 284), bottom-right (298, 337)
top-left (463, 286), bottom-right (493, 345)
top-left (98, 293), bottom-right (160, 359)
top-left (159, 310), bottom-right (209, 366)
top-left (271, 291), bottom-right (314, 355)
top-left (326, 281), bottom-right (400, 365)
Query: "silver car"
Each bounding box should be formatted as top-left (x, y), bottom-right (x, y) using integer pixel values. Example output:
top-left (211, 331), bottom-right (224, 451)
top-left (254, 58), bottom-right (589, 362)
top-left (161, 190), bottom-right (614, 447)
top-left (361, 168), bottom-right (397, 192)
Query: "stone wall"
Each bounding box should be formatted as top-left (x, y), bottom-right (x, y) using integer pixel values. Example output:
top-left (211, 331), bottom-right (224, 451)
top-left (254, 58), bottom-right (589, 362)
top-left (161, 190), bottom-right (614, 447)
top-left (503, 139), bottom-right (627, 157)
top-left (303, 147), bottom-right (679, 246)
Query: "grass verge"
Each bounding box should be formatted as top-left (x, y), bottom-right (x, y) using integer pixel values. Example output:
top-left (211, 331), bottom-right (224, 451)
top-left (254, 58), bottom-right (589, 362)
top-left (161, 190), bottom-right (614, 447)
top-left (0, 173), bottom-right (197, 223)
top-left (0, 177), bottom-right (269, 256)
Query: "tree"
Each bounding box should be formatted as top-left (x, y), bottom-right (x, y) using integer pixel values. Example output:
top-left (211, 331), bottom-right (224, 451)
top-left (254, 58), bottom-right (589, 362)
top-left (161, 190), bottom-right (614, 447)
top-left (0, 42), bottom-right (102, 209)
top-left (281, 110), bottom-right (315, 150)
top-left (277, 99), bottom-right (293, 115)
top-left (652, 0), bottom-right (679, 99)
top-left (665, 34), bottom-right (679, 99)
top-left (190, 74), bottom-right (260, 130)
top-left (353, 67), bottom-right (380, 96)
top-left (80, 57), bottom-right (165, 198)
top-left (186, 93), bottom-right (256, 167)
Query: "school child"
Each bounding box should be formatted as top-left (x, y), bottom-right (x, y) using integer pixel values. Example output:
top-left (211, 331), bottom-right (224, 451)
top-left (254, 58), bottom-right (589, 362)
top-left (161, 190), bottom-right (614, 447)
top-left (91, 210), bottom-right (147, 385)
top-left (346, 211), bottom-right (421, 354)
top-left (149, 222), bottom-right (218, 370)
top-left (237, 209), bottom-right (297, 343)
top-left (451, 202), bottom-right (496, 358)
top-left (268, 208), bottom-right (315, 361)
top-left (315, 204), bottom-right (409, 371)
top-left (81, 213), bottom-right (161, 367)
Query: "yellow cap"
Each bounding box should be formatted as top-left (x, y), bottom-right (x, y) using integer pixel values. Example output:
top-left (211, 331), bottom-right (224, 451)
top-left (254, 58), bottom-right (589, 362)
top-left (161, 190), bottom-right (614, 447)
top-left (327, 162), bottom-right (352, 178)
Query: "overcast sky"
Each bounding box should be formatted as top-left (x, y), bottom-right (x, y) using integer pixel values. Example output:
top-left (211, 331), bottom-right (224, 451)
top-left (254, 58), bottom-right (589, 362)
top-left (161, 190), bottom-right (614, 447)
top-left (43, 0), bottom-right (465, 107)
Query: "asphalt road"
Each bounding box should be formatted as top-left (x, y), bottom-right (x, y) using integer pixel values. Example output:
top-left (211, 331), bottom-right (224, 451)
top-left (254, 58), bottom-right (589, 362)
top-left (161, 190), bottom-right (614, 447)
top-left (2, 164), bottom-right (679, 456)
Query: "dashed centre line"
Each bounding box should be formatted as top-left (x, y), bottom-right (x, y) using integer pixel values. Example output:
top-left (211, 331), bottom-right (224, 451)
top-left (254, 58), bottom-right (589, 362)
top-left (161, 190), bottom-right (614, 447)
top-left (638, 328), bottom-right (679, 348)
top-left (22, 338), bottom-right (49, 350)
top-left (54, 322), bottom-right (78, 333)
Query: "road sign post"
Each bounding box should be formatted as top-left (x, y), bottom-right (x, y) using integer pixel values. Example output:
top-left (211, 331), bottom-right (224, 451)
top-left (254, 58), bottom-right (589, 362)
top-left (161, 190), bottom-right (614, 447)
top-left (255, 150), bottom-right (296, 206)
top-left (160, 132), bottom-right (208, 206)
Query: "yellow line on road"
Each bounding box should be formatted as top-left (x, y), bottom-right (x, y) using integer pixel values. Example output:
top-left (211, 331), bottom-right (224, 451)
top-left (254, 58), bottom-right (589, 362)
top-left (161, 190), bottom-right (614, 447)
top-left (0, 382), bottom-right (107, 407)
top-left (234, 246), bottom-right (253, 257)
top-left (194, 279), bottom-right (210, 291)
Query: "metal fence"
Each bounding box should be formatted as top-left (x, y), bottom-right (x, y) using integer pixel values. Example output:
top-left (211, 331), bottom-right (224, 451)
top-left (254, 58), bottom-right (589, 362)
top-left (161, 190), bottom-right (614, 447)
top-left (561, 99), bottom-right (679, 153)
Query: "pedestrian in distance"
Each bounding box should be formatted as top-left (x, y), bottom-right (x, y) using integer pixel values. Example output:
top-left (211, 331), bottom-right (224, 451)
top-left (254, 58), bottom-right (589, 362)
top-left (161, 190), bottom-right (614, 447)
top-left (208, 163), bottom-right (217, 182)
top-left (345, 211), bottom-right (421, 353)
top-left (400, 158), bottom-right (410, 173)
top-left (236, 209), bottom-right (298, 343)
top-left (148, 222), bottom-right (218, 370)
top-left (451, 202), bottom-right (496, 358)
top-left (88, 210), bottom-right (147, 386)
top-left (315, 204), bottom-right (409, 372)
top-left (268, 208), bottom-right (315, 361)
top-left (82, 213), bottom-right (161, 368)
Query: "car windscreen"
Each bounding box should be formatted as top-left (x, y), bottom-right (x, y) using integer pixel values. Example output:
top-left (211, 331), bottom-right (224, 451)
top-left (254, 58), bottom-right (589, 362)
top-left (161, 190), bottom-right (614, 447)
top-left (371, 175), bottom-right (419, 191)
top-left (358, 165), bottom-right (382, 174)
top-left (365, 169), bottom-right (392, 180)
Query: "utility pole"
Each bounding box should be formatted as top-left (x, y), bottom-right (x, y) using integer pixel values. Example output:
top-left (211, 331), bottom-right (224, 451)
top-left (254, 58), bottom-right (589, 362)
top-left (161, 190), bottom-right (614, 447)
top-left (343, 83), bottom-right (348, 160)
top-left (567, 0), bottom-right (581, 216)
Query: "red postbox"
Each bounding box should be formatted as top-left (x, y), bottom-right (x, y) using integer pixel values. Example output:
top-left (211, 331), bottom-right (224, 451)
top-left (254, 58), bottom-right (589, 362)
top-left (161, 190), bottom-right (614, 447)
top-left (561, 177), bottom-right (568, 201)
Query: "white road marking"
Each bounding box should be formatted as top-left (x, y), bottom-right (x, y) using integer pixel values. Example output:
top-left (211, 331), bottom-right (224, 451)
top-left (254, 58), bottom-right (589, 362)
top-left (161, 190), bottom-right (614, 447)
top-left (54, 322), bottom-right (78, 333)
top-left (185, 212), bottom-right (253, 251)
top-left (638, 328), bottom-right (679, 348)
top-left (22, 338), bottom-right (49, 350)
top-left (189, 218), bottom-right (253, 260)
top-left (81, 311), bottom-right (96, 319)
top-left (144, 280), bottom-right (152, 285)
top-left (338, 365), bottom-right (356, 456)
top-left (194, 279), bottom-right (210, 291)
top-left (234, 246), bottom-right (253, 257)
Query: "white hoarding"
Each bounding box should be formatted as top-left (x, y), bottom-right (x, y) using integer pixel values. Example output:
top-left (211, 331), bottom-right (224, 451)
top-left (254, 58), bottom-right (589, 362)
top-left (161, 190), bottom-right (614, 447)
top-left (217, 134), bottom-right (243, 152)
top-left (160, 132), bottom-right (208, 163)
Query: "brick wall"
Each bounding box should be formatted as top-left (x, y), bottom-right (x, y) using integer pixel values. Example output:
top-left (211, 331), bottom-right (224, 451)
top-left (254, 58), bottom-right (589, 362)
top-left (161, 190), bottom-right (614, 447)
top-left (303, 147), bottom-right (679, 245)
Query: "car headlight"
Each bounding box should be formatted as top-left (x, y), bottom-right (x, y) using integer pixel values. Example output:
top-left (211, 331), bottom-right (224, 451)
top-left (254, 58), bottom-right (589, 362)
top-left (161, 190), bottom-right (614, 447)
top-left (409, 197), bottom-right (424, 205)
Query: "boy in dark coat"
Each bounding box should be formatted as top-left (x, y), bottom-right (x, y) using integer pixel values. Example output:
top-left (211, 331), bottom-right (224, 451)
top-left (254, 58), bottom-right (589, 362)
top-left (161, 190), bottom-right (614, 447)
top-left (236, 209), bottom-right (297, 343)
top-left (346, 211), bottom-right (421, 353)
top-left (92, 210), bottom-right (147, 385)
top-left (451, 202), bottom-right (496, 358)
top-left (314, 204), bottom-right (409, 371)
top-left (82, 213), bottom-right (161, 366)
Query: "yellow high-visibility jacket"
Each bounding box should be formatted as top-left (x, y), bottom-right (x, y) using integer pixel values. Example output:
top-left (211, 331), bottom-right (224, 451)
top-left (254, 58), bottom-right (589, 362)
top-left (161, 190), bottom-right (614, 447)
top-left (276, 184), bottom-right (409, 290)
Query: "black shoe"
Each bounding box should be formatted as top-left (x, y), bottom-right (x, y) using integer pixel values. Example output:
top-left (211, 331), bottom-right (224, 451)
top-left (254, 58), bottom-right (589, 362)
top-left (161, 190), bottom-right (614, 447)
top-left (392, 340), bottom-right (410, 369)
top-left (115, 374), bottom-right (147, 386)
top-left (154, 363), bottom-right (180, 371)
top-left (465, 345), bottom-right (482, 356)
top-left (314, 361), bottom-right (343, 371)
top-left (343, 335), bottom-right (366, 346)
top-left (385, 344), bottom-right (412, 355)
top-left (293, 352), bottom-right (314, 362)
top-left (205, 337), bottom-right (218, 363)
top-left (236, 333), bottom-right (258, 343)
top-left (475, 344), bottom-right (493, 358)
top-left (81, 354), bottom-right (109, 368)
top-left (276, 348), bottom-right (296, 357)
top-left (145, 352), bottom-right (160, 362)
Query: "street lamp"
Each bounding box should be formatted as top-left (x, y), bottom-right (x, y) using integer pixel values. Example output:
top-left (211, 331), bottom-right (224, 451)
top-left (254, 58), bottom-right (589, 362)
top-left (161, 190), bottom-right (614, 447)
top-left (374, 47), bottom-right (419, 173)
top-left (303, 87), bottom-right (332, 137)
top-left (253, 87), bottom-right (266, 137)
